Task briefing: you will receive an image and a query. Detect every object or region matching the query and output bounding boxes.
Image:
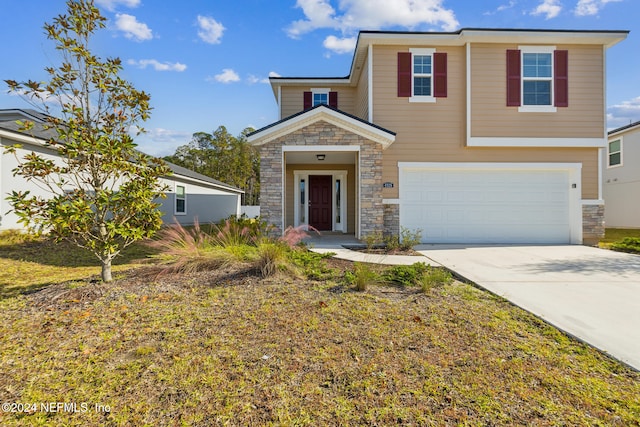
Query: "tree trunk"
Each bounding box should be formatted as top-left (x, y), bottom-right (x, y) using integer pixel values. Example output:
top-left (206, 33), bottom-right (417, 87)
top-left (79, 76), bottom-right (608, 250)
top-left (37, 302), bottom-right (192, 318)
top-left (101, 259), bottom-right (113, 282)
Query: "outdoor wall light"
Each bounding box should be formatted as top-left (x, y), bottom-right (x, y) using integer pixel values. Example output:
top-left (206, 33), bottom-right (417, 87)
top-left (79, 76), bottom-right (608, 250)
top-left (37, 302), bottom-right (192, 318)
top-left (316, 154), bottom-right (326, 161)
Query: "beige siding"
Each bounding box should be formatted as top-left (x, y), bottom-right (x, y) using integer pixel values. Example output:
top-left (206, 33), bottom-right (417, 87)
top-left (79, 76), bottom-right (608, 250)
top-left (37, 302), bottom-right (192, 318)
top-left (285, 163), bottom-right (356, 233)
top-left (280, 86), bottom-right (357, 119)
top-left (370, 44), bottom-right (599, 200)
top-left (354, 52), bottom-right (369, 121)
top-left (471, 43), bottom-right (604, 138)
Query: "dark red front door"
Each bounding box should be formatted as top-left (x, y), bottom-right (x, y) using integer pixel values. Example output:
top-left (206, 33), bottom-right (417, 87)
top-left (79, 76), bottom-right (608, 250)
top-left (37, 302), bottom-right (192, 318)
top-left (309, 175), bottom-right (332, 231)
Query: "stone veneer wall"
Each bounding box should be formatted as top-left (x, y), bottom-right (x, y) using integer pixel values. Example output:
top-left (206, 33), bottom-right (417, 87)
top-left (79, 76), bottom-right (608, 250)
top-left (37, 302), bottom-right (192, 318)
top-left (258, 120), bottom-right (384, 236)
top-left (583, 204), bottom-right (605, 245)
top-left (383, 203), bottom-right (400, 238)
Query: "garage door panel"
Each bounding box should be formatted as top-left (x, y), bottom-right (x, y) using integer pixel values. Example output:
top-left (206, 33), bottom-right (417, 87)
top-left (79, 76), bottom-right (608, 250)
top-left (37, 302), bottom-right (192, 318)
top-left (400, 166), bottom-right (574, 244)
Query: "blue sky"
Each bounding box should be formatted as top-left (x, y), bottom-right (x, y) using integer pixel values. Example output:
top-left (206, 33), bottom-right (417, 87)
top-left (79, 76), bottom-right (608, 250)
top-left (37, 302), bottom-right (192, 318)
top-left (1, 0), bottom-right (638, 156)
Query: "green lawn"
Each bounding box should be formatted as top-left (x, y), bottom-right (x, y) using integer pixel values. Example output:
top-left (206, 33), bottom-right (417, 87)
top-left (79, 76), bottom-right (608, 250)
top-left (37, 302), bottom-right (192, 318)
top-left (0, 233), bottom-right (638, 426)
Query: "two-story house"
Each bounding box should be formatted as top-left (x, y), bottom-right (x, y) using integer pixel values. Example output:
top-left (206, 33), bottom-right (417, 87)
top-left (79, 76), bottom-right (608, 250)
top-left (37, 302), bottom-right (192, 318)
top-left (603, 120), bottom-right (640, 228)
top-left (247, 29), bottom-right (628, 245)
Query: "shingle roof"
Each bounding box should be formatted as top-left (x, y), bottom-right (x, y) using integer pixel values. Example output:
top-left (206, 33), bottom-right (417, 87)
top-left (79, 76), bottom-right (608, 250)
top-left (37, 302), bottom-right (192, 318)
top-left (247, 103), bottom-right (395, 138)
top-left (608, 120), bottom-right (640, 136)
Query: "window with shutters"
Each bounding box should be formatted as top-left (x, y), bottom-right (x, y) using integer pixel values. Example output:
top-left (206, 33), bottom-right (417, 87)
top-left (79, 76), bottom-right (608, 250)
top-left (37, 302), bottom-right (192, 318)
top-left (303, 89), bottom-right (338, 110)
top-left (507, 46), bottom-right (568, 113)
top-left (398, 48), bottom-right (447, 103)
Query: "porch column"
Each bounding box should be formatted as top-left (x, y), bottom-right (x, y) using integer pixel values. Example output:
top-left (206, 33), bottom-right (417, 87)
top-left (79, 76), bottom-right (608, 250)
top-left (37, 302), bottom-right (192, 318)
top-left (259, 143), bottom-right (283, 235)
top-left (359, 141), bottom-right (384, 236)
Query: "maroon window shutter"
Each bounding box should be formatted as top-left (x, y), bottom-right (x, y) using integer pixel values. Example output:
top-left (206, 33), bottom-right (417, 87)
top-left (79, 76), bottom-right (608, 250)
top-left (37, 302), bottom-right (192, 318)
top-left (554, 50), bottom-right (569, 107)
top-left (506, 49), bottom-right (521, 106)
top-left (433, 52), bottom-right (447, 98)
top-left (329, 91), bottom-right (338, 108)
top-left (303, 91), bottom-right (312, 110)
top-left (397, 52), bottom-right (412, 97)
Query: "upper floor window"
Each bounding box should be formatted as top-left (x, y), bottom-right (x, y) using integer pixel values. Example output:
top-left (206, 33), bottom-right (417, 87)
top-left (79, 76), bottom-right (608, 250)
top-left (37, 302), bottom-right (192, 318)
top-left (522, 52), bottom-right (552, 106)
top-left (398, 49), bottom-right (447, 102)
top-left (413, 52), bottom-right (432, 97)
top-left (303, 89), bottom-right (338, 110)
top-left (507, 46), bottom-right (568, 112)
top-left (608, 139), bottom-right (622, 167)
top-left (313, 91), bottom-right (329, 106)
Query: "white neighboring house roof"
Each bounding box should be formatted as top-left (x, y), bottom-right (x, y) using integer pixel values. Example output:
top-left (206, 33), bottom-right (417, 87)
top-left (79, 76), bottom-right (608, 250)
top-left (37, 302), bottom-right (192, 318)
top-left (0, 109), bottom-right (243, 195)
top-left (608, 120), bottom-right (640, 138)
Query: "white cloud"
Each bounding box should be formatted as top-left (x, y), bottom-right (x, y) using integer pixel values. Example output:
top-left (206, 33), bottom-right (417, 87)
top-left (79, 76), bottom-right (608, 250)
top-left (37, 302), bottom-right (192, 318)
top-left (287, 0), bottom-right (459, 39)
top-left (269, 71), bottom-right (281, 78)
top-left (115, 13), bottom-right (153, 41)
top-left (323, 35), bottom-right (357, 54)
top-left (607, 96), bottom-right (640, 130)
top-left (208, 69), bottom-right (240, 84)
top-left (134, 128), bottom-right (192, 157)
top-left (484, 1), bottom-right (516, 16)
top-left (96, 0), bottom-right (140, 11)
top-left (197, 15), bottom-right (225, 44)
top-left (127, 59), bottom-right (187, 72)
top-left (531, 0), bottom-right (562, 19)
top-left (574, 0), bottom-right (622, 16)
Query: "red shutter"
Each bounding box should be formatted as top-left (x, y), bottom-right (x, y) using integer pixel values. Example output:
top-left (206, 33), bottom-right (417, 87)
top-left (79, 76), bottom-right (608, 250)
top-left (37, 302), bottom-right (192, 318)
top-left (329, 91), bottom-right (338, 108)
top-left (506, 49), bottom-right (521, 106)
top-left (433, 52), bottom-right (447, 98)
top-left (397, 52), bottom-right (412, 97)
top-left (554, 50), bottom-right (568, 107)
top-left (303, 91), bottom-right (312, 110)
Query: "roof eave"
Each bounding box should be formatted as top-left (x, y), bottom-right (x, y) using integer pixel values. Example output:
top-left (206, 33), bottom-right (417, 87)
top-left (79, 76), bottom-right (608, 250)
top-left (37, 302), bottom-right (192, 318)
top-left (247, 105), bottom-right (396, 149)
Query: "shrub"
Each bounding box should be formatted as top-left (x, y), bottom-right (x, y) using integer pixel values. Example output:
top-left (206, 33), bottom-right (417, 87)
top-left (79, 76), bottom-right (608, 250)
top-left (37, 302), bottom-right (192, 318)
top-left (420, 266), bottom-right (453, 292)
top-left (289, 249), bottom-right (336, 280)
top-left (148, 221), bottom-right (242, 273)
top-left (280, 225), bottom-right (318, 248)
top-left (149, 220), bottom-right (212, 258)
top-left (610, 237), bottom-right (640, 254)
top-left (345, 262), bottom-right (380, 291)
top-left (399, 227), bottom-right (422, 251)
top-left (383, 263), bottom-right (428, 287)
top-left (363, 231), bottom-right (384, 251)
top-left (216, 214), bottom-right (273, 244)
top-left (256, 242), bottom-right (288, 278)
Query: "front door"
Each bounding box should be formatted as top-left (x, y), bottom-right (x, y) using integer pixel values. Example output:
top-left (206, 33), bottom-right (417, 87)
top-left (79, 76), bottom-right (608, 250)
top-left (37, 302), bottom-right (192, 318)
top-left (309, 175), bottom-right (332, 231)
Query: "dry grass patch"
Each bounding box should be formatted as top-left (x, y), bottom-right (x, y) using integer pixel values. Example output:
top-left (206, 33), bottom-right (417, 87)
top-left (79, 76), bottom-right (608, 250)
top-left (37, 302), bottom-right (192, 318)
top-left (0, 258), bottom-right (638, 426)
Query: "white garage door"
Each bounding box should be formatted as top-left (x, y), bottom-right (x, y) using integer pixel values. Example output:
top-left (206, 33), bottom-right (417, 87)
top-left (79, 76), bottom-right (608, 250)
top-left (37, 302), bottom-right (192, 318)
top-left (399, 164), bottom-right (580, 244)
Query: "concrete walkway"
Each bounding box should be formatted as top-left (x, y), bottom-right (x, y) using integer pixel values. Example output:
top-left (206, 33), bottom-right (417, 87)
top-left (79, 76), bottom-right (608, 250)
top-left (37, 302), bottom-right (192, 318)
top-left (417, 245), bottom-right (640, 371)
top-left (305, 233), bottom-right (439, 266)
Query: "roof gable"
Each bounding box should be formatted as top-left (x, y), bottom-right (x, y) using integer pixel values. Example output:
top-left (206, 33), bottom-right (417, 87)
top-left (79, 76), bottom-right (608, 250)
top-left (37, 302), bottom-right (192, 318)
top-left (247, 104), bottom-right (396, 149)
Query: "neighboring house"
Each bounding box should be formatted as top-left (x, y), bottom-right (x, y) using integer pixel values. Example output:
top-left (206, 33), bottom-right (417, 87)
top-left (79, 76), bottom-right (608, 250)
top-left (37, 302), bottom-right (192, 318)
top-left (603, 121), bottom-right (640, 228)
top-left (248, 28), bottom-right (628, 245)
top-left (0, 109), bottom-right (243, 230)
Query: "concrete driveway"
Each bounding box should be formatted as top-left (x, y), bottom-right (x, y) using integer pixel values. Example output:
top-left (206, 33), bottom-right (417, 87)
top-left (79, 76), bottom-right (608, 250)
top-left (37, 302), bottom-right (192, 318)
top-left (417, 245), bottom-right (640, 371)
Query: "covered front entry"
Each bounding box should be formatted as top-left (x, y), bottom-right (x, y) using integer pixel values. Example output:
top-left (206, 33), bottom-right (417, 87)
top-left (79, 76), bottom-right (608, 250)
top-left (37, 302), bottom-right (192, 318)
top-left (246, 105), bottom-right (396, 237)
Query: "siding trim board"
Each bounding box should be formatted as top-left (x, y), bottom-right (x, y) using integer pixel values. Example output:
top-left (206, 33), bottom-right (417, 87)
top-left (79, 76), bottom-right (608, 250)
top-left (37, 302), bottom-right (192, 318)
top-left (468, 137), bottom-right (606, 148)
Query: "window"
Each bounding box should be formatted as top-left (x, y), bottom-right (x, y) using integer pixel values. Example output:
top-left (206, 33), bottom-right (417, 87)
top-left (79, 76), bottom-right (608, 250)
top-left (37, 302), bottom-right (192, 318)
top-left (313, 92), bottom-right (328, 107)
top-left (413, 54), bottom-right (432, 97)
top-left (303, 90), bottom-right (338, 109)
top-left (175, 185), bottom-right (186, 214)
top-left (397, 49), bottom-right (447, 102)
top-left (522, 53), bottom-right (552, 106)
top-left (608, 139), bottom-right (622, 167)
top-left (506, 47), bottom-right (568, 111)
